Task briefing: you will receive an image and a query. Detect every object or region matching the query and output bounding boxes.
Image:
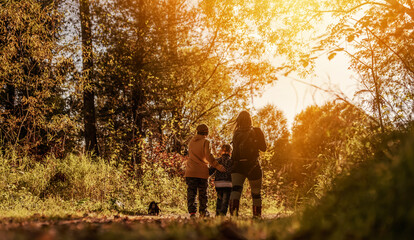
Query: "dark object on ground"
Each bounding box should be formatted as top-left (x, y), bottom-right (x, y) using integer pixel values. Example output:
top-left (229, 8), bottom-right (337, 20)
top-left (148, 201), bottom-right (160, 215)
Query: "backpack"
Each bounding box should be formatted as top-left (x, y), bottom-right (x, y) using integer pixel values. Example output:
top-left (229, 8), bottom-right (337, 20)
top-left (238, 128), bottom-right (259, 162)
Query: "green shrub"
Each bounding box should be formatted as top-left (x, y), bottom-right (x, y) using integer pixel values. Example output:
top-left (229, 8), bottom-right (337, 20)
top-left (0, 152), bottom-right (189, 217)
top-left (291, 131), bottom-right (414, 239)
top-left (0, 146), bottom-right (285, 218)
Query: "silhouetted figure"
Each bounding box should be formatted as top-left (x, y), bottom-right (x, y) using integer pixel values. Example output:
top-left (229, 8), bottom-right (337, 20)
top-left (210, 144), bottom-right (233, 216)
top-left (148, 201), bottom-right (160, 215)
top-left (185, 124), bottom-right (226, 217)
top-left (229, 111), bottom-right (267, 218)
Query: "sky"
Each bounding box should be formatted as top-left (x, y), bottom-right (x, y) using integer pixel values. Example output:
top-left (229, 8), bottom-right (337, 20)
top-left (254, 53), bottom-right (358, 128)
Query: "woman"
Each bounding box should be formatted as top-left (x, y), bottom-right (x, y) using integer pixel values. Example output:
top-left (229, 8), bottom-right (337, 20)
top-left (229, 110), bottom-right (266, 217)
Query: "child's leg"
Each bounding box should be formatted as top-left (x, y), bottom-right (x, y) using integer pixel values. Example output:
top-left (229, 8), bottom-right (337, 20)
top-left (220, 187), bottom-right (232, 215)
top-left (215, 188), bottom-right (223, 216)
top-left (186, 177), bottom-right (198, 214)
top-left (197, 178), bottom-right (208, 215)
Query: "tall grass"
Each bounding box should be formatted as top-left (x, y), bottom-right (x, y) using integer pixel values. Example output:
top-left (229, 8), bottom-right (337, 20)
top-left (0, 152), bottom-right (188, 218)
top-left (290, 130), bottom-right (414, 239)
top-left (0, 150), bottom-right (284, 219)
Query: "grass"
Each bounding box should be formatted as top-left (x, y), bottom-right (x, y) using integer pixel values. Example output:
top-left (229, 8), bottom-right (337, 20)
top-left (0, 152), bottom-right (182, 218)
top-left (0, 150), bottom-right (285, 220)
top-left (3, 131), bottom-right (413, 239)
top-left (290, 131), bottom-right (414, 240)
top-left (0, 149), bottom-right (290, 239)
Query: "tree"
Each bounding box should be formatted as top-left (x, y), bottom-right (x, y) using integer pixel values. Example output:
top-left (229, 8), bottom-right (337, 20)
top-left (90, 0), bottom-right (280, 164)
top-left (290, 101), bottom-right (374, 197)
top-left (0, 0), bottom-right (73, 157)
top-left (254, 104), bottom-right (291, 176)
top-left (80, 0), bottom-right (99, 155)
top-left (255, 104), bottom-right (289, 148)
top-left (292, 102), bottom-right (371, 160)
top-left (308, 0), bottom-right (414, 130)
top-left (287, 0), bottom-right (414, 129)
top-left (206, 0), bottom-right (414, 130)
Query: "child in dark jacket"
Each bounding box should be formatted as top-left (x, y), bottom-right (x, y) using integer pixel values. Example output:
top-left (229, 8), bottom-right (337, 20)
top-left (210, 144), bottom-right (233, 216)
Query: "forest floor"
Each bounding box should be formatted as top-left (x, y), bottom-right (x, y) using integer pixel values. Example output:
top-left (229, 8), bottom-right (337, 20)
top-left (0, 213), bottom-right (293, 240)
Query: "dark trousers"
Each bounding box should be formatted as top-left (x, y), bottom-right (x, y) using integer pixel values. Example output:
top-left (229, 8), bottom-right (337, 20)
top-left (216, 187), bottom-right (232, 216)
top-left (186, 177), bottom-right (208, 214)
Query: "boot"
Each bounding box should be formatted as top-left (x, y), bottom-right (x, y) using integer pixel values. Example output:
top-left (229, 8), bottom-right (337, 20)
top-left (229, 199), bottom-right (240, 216)
top-left (253, 206), bottom-right (262, 218)
top-left (199, 211), bottom-right (210, 218)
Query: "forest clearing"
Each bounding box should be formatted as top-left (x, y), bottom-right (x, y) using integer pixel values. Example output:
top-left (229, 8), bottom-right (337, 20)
top-left (1, 0), bottom-right (414, 239)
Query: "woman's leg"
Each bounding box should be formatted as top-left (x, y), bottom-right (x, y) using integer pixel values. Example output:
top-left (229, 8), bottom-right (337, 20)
top-left (248, 166), bottom-right (263, 217)
top-left (229, 173), bottom-right (246, 216)
top-left (248, 177), bottom-right (262, 217)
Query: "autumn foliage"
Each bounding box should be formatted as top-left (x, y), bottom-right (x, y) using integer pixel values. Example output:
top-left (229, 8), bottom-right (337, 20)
top-left (1, 0), bottom-right (414, 239)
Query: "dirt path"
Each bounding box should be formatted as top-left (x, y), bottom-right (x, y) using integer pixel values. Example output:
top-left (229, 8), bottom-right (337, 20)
top-left (0, 215), bottom-right (259, 240)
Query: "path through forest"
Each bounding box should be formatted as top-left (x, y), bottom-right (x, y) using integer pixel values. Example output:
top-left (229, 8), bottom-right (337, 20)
top-left (0, 214), bottom-right (285, 240)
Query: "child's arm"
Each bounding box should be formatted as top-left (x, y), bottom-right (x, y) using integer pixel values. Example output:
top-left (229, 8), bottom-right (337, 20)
top-left (204, 141), bottom-right (226, 172)
top-left (209, 166), bottom-right (217, 176)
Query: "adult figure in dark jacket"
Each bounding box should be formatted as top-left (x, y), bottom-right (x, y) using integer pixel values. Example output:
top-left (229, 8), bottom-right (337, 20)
top-left (229, 110), bottom-right (266, 217)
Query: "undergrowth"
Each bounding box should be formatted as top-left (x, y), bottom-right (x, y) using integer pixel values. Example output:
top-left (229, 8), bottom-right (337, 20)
top-left (0, 151), bottom-right (284, 219)
top-left (290, 130), bottom-right (414, 239)
top-left (2, 130), bottom-right (414, 239)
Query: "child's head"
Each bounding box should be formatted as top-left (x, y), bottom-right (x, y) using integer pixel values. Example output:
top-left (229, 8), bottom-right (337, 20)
top-left (196, 124), bottom-right (209, 136)
top-left (221, 144), bottom-right (232, 155)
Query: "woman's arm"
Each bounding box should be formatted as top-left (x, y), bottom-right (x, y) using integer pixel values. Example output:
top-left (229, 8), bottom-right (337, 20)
top-left (255, 128), bottom-right (267, 152)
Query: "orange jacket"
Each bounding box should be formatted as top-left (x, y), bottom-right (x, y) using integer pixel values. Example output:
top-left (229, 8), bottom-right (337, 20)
top-left (185, 134), bottom-right (220, 179)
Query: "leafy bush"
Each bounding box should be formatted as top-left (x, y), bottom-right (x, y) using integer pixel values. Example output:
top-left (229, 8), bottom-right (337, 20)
top-left (0, 151), bottom-right (189, 217)
top-left (291, 130), bottom-right (414, 239)
top-left (0, 147), bottom-right (285, 218)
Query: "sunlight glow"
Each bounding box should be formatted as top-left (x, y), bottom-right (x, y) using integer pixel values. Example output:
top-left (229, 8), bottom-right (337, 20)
top-left (255, 53), bottom-right (357, 126)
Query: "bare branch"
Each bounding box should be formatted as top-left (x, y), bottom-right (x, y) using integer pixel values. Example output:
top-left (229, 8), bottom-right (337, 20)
top-left (334, 43), bottom-right (371, 69)
top-left (191, 92), bottom-right (239, 125)
top-left (364, 27), bottom-right (414, 75)
top-left (281, 75), bottom-right (380, 125)
top-left (191, 81), bottom-right (252, 125)
top-left (367, 29), bottom-right (385, 133)
top-left (315, 2), bottom-right (390, 14)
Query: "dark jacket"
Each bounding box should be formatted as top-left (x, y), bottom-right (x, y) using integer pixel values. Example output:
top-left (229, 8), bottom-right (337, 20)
top-left (209, 154), bottom-right (232, 182)
top-left (231, 127), bottom-right (266, 171)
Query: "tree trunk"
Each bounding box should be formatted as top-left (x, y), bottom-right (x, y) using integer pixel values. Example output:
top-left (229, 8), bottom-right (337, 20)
top-left (168, 0), bottom-right (178, 59)
top-left (168, 0), bottom-right (183, 154)
top-left (130, 0), bottom-right (146, 170)
top-left (80, 0), bottom-right (99, 155)
top-left (5, 84), bottom-right (15, 113)
top-left (1, 84), bottom-right (15, 148)
top-left (369, 40), bottom-right (384, 133)
top-left (131, 87), bottom-right (144, 165)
